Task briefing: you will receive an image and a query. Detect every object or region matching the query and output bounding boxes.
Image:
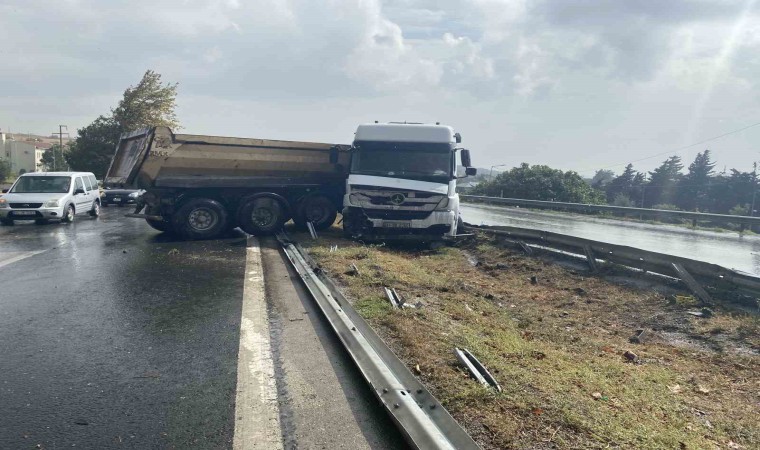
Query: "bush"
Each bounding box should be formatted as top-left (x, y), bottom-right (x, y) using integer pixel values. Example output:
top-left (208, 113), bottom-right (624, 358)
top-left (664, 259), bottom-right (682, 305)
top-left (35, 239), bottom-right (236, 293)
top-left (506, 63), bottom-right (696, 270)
top-left (612, 193), bottom-right (634, 207)
top-left (729, 204), bottom-right (750, 216)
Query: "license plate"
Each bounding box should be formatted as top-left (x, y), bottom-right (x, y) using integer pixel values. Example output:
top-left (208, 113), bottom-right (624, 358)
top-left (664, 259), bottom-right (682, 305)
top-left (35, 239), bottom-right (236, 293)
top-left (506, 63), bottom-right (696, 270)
top-left (113, 197), bottom-right (122, 202)
top-left (382, 221), bottom-right (411, 229)
top-left (13, 211), bottom-right (36, 216)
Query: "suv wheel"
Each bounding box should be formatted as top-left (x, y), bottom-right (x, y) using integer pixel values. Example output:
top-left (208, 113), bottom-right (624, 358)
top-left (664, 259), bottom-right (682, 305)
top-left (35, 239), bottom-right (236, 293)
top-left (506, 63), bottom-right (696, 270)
top-left (172, 198), bottom-right (228, 240)
top-left (61, 204), bottom-right (75, 223)
top-left (89, 201), bottom-right (101, 218)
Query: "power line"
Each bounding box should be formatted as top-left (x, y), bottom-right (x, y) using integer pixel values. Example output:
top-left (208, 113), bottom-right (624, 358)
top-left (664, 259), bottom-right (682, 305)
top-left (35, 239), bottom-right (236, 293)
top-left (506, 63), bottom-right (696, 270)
top-left (583, 120), bottom-right (760, 173)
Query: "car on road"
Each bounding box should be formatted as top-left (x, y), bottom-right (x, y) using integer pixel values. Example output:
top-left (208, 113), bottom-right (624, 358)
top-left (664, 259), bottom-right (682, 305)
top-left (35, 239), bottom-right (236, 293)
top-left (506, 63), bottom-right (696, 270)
top-left (101, 187), bottom-right (143, 207)
top-left (0, 172), bottom-right (101, 225)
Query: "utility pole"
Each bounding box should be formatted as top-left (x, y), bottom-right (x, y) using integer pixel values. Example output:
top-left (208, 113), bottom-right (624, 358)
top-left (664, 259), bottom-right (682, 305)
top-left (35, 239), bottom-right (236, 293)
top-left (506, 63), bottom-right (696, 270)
top-left (751, 161), bottom-right (757, 217)
top-left (51, 125), bottom-right (69, 172)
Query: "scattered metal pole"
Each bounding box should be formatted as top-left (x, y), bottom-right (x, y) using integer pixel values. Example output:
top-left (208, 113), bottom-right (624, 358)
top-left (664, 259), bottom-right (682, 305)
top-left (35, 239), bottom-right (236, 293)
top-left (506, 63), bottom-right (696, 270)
top-left (50, 125), bottom-right (69, 172)
top-left (454, 348), bottom-right (502, 392)
top-left (306, 221), bottom-right (318, 240)
top-left (671, 263), bottom-right (713, 305)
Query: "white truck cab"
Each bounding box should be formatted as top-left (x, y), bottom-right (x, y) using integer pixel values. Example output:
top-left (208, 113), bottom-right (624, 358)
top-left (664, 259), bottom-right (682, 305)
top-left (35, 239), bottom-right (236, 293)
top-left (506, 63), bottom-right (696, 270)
top-left (342, 122), bottom-right (476, 240)
top-left (0, 172), bottom-right (101, 225)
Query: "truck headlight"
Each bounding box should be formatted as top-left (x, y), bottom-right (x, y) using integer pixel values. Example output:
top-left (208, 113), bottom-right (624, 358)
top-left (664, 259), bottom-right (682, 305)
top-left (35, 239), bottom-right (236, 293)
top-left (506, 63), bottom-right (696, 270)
top-left (45, 199), bottom-right (60, 207)
top-left (435, 197), bottom-right (450, 210)
top-left (0, 198), bottom-right (8, 208)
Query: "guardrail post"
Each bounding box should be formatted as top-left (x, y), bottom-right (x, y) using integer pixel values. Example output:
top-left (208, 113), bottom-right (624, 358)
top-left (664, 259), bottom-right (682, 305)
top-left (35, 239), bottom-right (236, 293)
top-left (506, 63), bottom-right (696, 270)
top-left (583, 245), bottom-right (599, 272)
top-left (671, 263), bottom-right (713, 305)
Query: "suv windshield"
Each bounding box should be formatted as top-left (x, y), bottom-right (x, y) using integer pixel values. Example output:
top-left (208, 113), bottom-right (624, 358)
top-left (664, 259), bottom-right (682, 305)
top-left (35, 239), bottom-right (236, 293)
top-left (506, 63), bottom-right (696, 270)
top-left (351, 141), bottom-right (452, 183)
top-left (10, 176), bottom-right (72, 194)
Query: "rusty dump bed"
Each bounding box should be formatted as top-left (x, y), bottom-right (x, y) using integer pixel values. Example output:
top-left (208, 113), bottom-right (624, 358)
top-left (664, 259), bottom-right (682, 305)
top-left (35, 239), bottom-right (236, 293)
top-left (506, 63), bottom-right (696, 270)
top-left (104, 127), bottom-right (350, 189)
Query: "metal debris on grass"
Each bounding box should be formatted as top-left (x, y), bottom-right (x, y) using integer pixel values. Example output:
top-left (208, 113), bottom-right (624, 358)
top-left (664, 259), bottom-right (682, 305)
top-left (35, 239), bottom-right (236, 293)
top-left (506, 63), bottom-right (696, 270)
top-left (454, 347), bottom-right (502, 392)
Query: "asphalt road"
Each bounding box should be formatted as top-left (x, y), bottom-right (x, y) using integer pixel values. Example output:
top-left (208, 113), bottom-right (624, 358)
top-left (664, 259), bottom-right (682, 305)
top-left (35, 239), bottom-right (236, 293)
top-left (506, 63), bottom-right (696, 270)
top-left (0, 210), bottom-right (400, 449)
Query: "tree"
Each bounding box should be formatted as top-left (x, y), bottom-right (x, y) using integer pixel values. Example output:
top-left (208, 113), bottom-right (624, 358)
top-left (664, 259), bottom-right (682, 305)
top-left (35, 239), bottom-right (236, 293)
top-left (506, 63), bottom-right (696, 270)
top-left (65, 116), bottom-right (122, 178)
top-left (0, 158), bottom-right (10, 181)
top-left (112, 70), bottom-right (180, 131)
top-left (591, 169), bottom-right (615, 189)
top-left (645, 156), bottom-right (683, 208)
top-left (605, 164), bottom-right (637, 203)
top-left (65, 70), bottom-right (180, 178)
top-left (39, 144), bottom-right (70, 172)
top-left (678, 150), bottom-right (715, 211)
top-left (472, 163), bottom-right (605, 204)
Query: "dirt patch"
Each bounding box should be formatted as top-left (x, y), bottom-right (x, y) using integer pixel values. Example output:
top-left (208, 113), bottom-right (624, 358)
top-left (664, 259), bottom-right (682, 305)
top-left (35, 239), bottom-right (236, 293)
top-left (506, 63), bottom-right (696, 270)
top-left (298, 227), bottom-right (759, 449)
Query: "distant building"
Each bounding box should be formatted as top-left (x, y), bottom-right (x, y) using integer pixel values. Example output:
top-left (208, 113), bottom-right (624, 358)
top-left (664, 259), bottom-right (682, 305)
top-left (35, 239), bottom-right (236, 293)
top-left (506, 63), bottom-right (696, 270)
top-left (0, 130), bottom-right (50, 174)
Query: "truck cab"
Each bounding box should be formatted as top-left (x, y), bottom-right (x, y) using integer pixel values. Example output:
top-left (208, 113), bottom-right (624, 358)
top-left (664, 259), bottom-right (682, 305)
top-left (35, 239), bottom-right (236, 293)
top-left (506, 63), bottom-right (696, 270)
top-left (342, 122), bottom-right (476, 240)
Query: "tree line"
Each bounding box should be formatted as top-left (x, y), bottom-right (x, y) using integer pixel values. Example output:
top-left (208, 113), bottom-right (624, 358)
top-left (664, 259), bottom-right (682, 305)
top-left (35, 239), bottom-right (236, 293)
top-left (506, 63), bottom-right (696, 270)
top-left (470, 151), bottom-right (758, 216)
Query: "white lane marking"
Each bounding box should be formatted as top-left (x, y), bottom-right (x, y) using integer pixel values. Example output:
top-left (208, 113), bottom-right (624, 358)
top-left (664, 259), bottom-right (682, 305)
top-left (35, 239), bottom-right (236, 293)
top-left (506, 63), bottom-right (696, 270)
top-left (0, 250), bottom-right (47, 269)
top-left (233, 238), bottom-right (283, 450)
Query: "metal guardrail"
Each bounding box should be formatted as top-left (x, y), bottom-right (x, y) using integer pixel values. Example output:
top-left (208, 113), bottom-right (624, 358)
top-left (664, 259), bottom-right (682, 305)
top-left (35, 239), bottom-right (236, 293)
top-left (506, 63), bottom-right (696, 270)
top-left (465, 223), bottom-right (760, 305)
top-left (277, 233), bottom-right (482, 450)
top-left (461, 195), bottom-right (760, 228)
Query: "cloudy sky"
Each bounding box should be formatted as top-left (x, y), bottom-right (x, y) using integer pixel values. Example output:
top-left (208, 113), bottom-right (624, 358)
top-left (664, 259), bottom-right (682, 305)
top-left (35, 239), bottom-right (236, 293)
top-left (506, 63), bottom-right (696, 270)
top-left (2, 0), bottom-right (760, 176)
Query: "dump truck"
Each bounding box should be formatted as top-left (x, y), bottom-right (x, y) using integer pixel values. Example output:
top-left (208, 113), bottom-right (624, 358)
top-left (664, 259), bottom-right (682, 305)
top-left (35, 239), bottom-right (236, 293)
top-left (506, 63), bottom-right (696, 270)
top-left (104, 127), bottom-right (350, 239)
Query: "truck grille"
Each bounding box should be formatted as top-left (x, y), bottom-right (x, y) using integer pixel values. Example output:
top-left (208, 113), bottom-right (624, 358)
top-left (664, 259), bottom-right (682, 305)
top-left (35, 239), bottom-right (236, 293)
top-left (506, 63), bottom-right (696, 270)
top-left (349, 187), bottom-right (444, 211)
top-left (10, 203), bottom-right (43, 209)
top-left (364, 210), bottom-right (432, 220)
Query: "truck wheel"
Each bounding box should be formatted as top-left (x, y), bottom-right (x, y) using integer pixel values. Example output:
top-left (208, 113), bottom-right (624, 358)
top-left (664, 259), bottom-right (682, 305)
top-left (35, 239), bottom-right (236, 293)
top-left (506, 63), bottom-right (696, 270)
top-left (145, 218), bottom-right (169, 232)
top-left (238, 197), bottom-right (286, 236)
top-left (294, 195), bottom-right (338, 231)
top-left (172, 198), bottom-right (228, 240)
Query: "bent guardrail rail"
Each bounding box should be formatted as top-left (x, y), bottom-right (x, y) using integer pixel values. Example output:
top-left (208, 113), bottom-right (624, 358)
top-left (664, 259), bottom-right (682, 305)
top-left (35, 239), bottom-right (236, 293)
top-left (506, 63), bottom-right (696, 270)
top-left (461, 195), bottom-right (760, 229)
top-left (465, 223), bottom-right (760, 306)
top-left (277, 233), bottom-right (482, 450)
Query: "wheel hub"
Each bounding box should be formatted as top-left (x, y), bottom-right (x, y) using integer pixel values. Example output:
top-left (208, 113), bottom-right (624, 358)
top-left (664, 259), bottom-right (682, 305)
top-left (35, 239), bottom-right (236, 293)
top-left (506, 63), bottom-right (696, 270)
top-left (188, 208), bottom-right (217, 231)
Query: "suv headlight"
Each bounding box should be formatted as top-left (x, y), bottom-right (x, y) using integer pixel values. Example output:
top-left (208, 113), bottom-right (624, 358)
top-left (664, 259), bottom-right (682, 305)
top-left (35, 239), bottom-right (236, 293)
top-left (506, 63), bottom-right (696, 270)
top-left (0, 198), bottom-right (8, 208)
top-left (129, 192), bottom-right (140, 198)
top-left (44, 199), bottom-right (60, 207)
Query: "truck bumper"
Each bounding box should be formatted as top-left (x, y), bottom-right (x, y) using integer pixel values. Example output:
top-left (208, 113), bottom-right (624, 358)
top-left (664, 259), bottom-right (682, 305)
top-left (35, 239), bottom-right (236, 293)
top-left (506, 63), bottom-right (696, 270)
top-left (342, 207), bottom-right (457, 239)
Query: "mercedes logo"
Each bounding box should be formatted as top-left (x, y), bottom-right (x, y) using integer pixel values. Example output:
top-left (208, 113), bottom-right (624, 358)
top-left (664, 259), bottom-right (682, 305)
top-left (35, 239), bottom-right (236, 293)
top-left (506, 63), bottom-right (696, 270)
top-left (390, 193), bottom-right (406, 205)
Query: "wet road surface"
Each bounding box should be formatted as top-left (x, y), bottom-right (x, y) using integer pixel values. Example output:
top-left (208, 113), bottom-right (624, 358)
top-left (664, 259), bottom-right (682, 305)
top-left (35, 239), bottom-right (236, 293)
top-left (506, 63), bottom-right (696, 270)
top-left (0, 210), bottom-right (400, 449)
top-left (462, 203), bottom-right (760, 276)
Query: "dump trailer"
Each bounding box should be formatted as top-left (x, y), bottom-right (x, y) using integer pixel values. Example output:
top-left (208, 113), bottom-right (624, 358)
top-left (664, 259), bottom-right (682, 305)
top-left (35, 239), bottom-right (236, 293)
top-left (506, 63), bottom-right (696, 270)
top-left (104, 127), bottom-right (350, 239)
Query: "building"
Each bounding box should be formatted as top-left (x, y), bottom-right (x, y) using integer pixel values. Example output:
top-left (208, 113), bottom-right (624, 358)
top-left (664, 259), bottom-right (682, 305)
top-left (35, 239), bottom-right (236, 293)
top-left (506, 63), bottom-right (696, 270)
top-left (0, 130), bottom-right (52, 174)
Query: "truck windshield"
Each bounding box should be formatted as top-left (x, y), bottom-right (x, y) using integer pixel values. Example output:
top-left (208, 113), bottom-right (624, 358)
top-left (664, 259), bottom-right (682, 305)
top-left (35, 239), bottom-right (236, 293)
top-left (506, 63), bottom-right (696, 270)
top-left (351, 141), bottom-right (452, 183)
top-left (10, 176), bottom-right (71, 193)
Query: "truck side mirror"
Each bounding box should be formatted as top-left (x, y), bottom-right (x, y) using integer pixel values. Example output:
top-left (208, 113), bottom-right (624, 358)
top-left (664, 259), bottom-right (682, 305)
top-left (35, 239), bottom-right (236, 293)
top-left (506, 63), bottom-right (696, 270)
top-left (454, 133), bottom-right (462, 144)
top-left (460, 149), bottom-right (472, 167)
top-left (465, 167), bottom-right (477, 176)
top-left (329, 147), bottom-right (339, 164)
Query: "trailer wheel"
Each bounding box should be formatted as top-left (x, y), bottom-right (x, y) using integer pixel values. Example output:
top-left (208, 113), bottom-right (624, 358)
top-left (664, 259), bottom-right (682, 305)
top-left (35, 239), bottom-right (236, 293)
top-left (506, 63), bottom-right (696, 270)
top-left (238, 197), bottom-right (286, 236)
top-left (172, 198), bottom-right (228, 240)
top-left (294, 195), bottom-right (337, 231)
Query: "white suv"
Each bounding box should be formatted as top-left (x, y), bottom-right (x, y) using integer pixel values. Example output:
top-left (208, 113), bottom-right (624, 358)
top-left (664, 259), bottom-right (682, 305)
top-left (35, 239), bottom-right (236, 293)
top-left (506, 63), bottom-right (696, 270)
top-left (0, 172), bottom-right (101, 225)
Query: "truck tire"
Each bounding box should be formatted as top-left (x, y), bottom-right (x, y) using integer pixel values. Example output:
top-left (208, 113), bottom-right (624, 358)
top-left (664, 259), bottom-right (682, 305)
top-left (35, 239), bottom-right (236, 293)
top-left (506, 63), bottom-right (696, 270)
top-left (145, 218), bottom-right (170, 232)
top-left (172, 198), bottom-right (228, 240)
top-left (237, 197), bottom-right (286, 236)
top-left (294, 195), bottom-right (338, 231)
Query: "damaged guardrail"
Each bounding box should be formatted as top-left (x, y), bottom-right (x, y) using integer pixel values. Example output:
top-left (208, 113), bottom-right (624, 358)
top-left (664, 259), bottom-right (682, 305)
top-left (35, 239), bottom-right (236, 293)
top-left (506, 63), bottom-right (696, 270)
top-left (276, 233), bottom-right (482, 450)
top-left (461, 195), bottom-right (760, 230)
top-left (466, 224), bottom-right (760, 307)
